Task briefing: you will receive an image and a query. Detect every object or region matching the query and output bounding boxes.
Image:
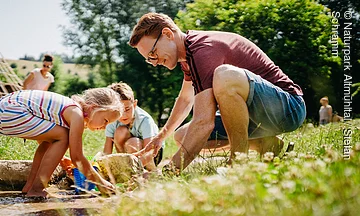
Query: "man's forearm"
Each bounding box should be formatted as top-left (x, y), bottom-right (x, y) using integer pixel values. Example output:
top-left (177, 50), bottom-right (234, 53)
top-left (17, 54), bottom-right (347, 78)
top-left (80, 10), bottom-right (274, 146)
top-left (170, 88), bottom-right (217, 170)
top-left (159, 97), bottom-right (193, 139)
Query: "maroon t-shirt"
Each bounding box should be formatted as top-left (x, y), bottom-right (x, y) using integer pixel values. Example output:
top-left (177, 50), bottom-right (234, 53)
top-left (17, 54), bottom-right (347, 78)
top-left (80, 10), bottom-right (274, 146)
top-left (181, 30), bottom-right (303, 96)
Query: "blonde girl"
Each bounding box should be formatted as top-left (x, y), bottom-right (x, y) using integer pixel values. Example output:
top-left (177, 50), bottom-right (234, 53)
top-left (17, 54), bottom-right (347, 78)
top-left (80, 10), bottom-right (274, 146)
top-left (0, 88), bottom-right (122, 197)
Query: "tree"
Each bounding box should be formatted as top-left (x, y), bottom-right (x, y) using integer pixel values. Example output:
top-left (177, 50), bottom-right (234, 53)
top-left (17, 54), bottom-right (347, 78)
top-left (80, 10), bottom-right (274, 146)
top-left (61, 0), bottom-right (187, 125)
top-left (62, 76), bottom-right (90, 96)
top-left (19, 54), bottom-right (35, 61)
top-left (48, 56), bottom-right (66, 93)
top-left (176, 0), bottom-right (343, 119)
top-left (319, 0), bottom-right (360, 116)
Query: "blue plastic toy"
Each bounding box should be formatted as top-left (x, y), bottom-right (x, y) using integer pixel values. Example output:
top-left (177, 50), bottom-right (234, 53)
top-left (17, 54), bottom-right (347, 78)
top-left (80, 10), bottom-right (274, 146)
top-left (73, 166), bottom-right (99, 194)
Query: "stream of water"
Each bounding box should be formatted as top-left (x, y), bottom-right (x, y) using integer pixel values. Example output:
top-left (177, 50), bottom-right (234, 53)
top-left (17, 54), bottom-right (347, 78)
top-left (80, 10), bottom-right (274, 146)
top-left (0, 187), bottom-right (106, 215)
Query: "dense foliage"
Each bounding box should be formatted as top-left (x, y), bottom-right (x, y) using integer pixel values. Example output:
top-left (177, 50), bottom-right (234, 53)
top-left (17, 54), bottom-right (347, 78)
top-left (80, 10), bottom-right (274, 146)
top-left (60, 0), bottom-right (189, 126)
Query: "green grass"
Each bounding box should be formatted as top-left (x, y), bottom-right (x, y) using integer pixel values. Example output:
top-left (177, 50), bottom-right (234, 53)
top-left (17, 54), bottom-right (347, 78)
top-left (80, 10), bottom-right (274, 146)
top-left (0, 129), bottom-right (178, 160)
top-left (0, 130), bottom-right (106, 160)
top-left (101, 120), bottom-right (359, 216)
top-left (1, 120), bottom-right (360, 215)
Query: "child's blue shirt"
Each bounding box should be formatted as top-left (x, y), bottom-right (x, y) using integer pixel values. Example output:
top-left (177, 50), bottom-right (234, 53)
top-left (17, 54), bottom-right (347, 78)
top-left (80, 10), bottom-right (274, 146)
top-left (105, 106), bottom-right (159, 140)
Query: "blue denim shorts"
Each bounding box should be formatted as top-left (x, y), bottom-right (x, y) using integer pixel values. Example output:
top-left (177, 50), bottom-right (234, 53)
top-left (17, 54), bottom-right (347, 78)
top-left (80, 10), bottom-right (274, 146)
top-left (209, 69), bottom-right (306, 140)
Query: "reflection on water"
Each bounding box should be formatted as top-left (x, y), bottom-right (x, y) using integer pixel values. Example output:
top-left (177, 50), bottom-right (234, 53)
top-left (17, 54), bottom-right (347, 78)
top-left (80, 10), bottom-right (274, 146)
top-left (0, 191), bottom-right (95, 205)
top-left (0, 189), bottom-right (106, 215)
top-left (23, 208), bottom-right (100, 216)
top-left (0, 192), bottom-right (41, 205)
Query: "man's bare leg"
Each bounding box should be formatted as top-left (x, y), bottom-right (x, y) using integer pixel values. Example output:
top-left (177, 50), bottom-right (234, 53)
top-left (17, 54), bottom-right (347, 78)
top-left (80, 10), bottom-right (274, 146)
top-left (174, 121), bottom-right (284, 158)
top-left (213, 65), bottom-right (250, 161)
top-left (174, 122), bottom-right (229, 156)
top-left (171, 89), bottom-right (217, 170)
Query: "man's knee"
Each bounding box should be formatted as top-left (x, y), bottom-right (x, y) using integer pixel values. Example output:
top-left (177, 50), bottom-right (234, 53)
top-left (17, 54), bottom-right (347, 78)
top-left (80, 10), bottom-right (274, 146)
top-left (213, 64), bottom-right (249, 99)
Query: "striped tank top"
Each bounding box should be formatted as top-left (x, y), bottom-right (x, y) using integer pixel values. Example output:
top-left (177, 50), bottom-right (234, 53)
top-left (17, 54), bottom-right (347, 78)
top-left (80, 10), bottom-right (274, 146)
top-left (0, 90), bottom-right (80, 137)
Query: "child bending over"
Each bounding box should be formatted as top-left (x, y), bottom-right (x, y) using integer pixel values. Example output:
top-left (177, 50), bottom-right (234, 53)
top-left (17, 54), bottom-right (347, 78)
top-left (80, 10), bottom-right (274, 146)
top-left (0, 88), bottom-right (122, 197)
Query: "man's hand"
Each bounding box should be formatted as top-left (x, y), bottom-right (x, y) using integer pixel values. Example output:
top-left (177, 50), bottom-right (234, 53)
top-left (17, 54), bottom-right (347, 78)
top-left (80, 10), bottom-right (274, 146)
top-left (146, 136), bottom-right (163, 157)
top-left (133, 136), bottom-right (163, 157)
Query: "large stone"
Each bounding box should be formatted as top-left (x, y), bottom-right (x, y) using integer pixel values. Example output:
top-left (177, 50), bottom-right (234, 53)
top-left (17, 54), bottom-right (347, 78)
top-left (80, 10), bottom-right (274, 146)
top-left (96, 153), bottom-right (144, 183)
top-left (0, 160), bottom-right (32, 190)
top-left (0, 160), bottom-right (63, 191)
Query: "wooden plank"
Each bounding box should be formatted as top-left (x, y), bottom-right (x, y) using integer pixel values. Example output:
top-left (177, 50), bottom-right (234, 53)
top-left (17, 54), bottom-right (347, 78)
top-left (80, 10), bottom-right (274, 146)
top-left (0, 54), bottom-right (23, 96)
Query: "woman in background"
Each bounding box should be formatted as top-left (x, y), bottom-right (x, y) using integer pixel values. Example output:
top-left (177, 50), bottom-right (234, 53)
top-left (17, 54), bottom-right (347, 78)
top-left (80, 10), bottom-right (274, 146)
top-left (23, 54), bottom-right (54, 91)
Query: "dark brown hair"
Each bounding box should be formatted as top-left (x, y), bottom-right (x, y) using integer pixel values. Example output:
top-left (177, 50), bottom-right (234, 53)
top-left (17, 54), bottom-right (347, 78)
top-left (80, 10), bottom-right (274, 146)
top-left (43, 54), bottom-right (54, 62)
top-left (129, 13), bottom-right (178, 47)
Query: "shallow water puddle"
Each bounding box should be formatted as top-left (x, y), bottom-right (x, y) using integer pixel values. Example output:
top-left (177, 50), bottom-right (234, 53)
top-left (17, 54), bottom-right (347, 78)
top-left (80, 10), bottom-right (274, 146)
top-left (0, 187), bottom-right (106, 215)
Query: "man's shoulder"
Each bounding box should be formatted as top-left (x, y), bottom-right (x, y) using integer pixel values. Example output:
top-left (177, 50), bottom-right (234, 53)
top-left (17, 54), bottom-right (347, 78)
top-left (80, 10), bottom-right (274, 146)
top-left (186, 30), bottom-right (240, 42)
top-left (185, 30), bottom-right (237, 54)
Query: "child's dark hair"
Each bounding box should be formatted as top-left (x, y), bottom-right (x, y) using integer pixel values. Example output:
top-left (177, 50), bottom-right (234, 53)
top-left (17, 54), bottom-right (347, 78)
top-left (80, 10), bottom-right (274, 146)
top-left (108, 82), bottom-right (134, 101)
top-left (43, 54), bottom-right (54, 62)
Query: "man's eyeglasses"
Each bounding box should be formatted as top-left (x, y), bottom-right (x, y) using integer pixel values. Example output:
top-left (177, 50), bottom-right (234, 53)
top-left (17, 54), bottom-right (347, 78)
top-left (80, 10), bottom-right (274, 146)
top-left (43, 64), bottom-right (52, 69)
top-left (145, 32), bottom-right (162, 64)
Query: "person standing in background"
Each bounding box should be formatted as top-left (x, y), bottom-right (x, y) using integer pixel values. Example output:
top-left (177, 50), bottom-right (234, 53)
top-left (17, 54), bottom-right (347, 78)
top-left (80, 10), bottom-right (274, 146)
top-left (23, 54), bottom-right (54, 91)
top-left (319, 96), bottom-right (332, 125)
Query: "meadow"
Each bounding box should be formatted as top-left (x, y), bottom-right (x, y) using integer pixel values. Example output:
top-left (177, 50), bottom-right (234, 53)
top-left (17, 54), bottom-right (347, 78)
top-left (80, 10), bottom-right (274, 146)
top-left (5, 59), bottom-right (90, 79)
top-left (0, 120), bottom-right (359, 215)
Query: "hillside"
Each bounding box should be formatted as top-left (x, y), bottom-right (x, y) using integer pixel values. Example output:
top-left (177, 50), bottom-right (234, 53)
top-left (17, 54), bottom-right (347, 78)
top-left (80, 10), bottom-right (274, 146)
top-left (5, 59), bottom-right (90, 80)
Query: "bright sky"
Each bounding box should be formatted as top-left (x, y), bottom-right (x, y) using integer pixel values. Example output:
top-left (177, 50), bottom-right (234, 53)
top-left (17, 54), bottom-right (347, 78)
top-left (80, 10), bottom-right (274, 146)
top-left (0, 0), bottom-right (72, 60)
